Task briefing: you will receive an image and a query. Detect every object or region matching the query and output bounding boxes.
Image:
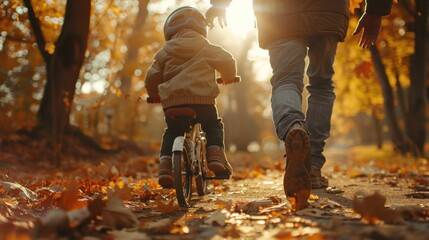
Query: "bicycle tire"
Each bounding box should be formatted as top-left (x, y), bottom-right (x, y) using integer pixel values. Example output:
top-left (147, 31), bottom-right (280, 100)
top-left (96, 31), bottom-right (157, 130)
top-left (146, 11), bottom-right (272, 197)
top-left (194, 124), bottom-right (207, 196)
top-left (173, 145), bottom-right (192, 207)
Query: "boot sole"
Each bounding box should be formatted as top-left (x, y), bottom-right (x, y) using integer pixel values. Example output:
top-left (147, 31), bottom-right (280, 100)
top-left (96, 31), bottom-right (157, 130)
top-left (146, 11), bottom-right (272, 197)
top-left (284, 127), bottom-right (311, 210)
top-left (311, 177), bottom-right (329, 189)
top-left (158, 174), bottom-right (174, 189)
top-left (208, 161), bottom-right (232, 177)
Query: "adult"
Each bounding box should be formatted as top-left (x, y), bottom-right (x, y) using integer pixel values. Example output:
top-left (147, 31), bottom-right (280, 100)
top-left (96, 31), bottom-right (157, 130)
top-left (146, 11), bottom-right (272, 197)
top-left (206, 0), bottom-right (393, 209)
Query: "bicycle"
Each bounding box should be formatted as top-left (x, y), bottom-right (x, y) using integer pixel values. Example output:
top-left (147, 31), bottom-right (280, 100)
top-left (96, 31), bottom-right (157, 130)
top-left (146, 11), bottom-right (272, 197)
top-left (147, 76), bottom-right (240, 207)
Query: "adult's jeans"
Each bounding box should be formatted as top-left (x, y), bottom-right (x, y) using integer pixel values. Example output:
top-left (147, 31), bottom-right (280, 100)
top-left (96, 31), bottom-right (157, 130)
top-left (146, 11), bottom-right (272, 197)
top-left (268, 35), bottom-right (338, 168)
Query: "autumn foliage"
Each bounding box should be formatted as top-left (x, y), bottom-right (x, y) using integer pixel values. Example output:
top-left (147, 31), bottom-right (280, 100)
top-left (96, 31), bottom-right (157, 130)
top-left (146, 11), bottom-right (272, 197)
top-left (1, 0), bottom-right (429, 239)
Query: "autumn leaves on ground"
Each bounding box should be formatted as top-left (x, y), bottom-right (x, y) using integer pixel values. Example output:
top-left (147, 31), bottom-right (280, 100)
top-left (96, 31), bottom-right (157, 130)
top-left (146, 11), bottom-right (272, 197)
top-left (0, 133), bottom-right (428, 240)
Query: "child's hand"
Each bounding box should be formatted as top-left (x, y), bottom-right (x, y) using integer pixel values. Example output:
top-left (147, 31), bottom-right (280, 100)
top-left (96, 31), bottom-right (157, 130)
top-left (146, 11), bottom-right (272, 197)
top-left (216, 76), bottom-right (241, 85)
top-left (222, 78), bottom-right (234, 85)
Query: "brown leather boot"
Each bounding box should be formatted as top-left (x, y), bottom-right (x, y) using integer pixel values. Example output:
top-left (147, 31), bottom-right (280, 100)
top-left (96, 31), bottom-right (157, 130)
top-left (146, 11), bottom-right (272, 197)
top-left (207, 146), bottom-right (233, 178)
top-left (310, 165), bottom-right (329, 189)
top-left (283, 122), bottom-right (311, 210)
top-left (158, 156), bottom-right (174, 188)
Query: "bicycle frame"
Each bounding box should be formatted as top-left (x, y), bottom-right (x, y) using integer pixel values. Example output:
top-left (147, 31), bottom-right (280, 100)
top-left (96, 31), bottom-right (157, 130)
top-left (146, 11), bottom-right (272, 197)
top-left (173, 122), bottom-right (207, 184)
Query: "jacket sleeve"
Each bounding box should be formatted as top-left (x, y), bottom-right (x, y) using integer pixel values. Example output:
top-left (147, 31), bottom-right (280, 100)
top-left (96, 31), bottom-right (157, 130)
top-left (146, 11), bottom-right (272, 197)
top-left (208, 46), bottom-right (237, 80)
top-left (365, 0), bottom-right (393, 16)
top-left (210, 0), bottom-right (232, 8)
top-left (144, 51), bottom-right (164, 97)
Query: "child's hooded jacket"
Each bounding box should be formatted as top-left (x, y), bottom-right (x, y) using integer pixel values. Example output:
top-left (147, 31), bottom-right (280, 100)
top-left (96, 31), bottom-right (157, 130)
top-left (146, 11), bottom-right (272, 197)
top-left (145, 29), bottom-right (237, 109)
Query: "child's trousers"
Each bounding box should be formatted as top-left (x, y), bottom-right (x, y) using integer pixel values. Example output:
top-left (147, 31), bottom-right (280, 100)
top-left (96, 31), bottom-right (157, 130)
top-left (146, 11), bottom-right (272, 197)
top-left (160, 104), bottom-right (224, 157)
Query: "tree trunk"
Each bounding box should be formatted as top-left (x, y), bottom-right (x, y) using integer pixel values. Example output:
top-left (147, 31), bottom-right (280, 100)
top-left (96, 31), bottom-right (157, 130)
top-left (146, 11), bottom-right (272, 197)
top-left (117, 0), bottom-right (149, 140)
top-left (393, 62), bottom-right (408, 120)
top-left (406, 0), bottom-right (428, 155)
top-left (369, 45), bottom-right (410, 154)
top-left (371, 109), bottom-right (383, 149)
top-left (120, 0), bottom-right (149, 94)
top-left (25, 0), bottom-right (91, 165)
top-left (228, 33), bottom-right (258, 151)
top-left (30, 0), bottom-right (91, 130)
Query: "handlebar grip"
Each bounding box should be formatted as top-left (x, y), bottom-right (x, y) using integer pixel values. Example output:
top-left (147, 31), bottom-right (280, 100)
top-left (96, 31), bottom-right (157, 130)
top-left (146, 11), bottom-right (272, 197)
top-left (216, 76), bottom-right (241, 84)
top-left (147, 96), bottom-right (161, 104)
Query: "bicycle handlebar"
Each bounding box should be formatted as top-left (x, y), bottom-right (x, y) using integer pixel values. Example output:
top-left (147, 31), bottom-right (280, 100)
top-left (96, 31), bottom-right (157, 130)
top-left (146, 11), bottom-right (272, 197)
top-left (216, 76), bottom-right (241, 84)
top-left (147, 76), bottom-right (240, 103)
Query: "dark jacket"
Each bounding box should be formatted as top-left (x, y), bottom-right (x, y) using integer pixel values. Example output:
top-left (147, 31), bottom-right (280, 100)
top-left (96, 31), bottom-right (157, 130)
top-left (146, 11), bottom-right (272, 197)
top-left (211, 0), bottom-right (393, 49)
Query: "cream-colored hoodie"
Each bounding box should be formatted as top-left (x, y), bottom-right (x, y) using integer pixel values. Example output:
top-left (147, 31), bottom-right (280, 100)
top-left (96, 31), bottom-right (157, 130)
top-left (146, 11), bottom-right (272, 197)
top-left (144, 29), bottom-right (237, 109)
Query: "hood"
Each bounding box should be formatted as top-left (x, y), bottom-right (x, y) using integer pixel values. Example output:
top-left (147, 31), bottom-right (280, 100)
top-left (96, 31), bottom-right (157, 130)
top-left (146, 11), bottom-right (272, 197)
top-left (163, 29), bottom-right (208, 60)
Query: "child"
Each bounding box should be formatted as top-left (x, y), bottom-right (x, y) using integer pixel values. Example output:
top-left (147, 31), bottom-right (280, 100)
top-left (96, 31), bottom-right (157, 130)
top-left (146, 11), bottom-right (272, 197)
top-left (144, 6), bottom-right (237, 189)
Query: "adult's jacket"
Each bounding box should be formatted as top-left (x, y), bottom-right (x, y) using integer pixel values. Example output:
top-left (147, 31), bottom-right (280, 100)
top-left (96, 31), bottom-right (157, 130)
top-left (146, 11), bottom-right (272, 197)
top-left (211, 0), bottom-right (393, 49)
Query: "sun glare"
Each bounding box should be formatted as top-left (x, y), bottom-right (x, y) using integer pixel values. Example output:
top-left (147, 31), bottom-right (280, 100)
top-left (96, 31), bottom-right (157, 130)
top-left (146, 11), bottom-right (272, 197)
top-left (226, 0), bottom-right (255, 38)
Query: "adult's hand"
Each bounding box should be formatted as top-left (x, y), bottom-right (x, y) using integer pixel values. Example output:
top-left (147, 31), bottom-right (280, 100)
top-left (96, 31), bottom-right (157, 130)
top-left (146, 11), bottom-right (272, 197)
top-left (352, 13), bottom-right (382, 49)
top-left (205, 6), bottom-right (228, 28)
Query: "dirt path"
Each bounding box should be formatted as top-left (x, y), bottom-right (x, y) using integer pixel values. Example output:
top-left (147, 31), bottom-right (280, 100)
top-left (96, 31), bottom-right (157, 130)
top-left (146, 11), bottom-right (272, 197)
top-left (136, 149), bottom-right (429, 240)
top-left (1, 135), bottom-right (428, 239)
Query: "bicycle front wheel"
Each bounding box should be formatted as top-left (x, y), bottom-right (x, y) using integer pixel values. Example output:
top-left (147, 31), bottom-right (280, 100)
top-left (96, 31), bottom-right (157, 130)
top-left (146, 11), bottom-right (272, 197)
top-left (173, 146), bottom-right (192, 207)
top-left (194, 124), bottom-right (207, 196)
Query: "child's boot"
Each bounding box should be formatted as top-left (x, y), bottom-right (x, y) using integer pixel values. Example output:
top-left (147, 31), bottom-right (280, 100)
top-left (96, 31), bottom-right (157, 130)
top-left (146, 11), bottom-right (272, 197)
top-left (207, 145), bottom-right (233, 178)
top-left (158, 156), bottom-right (174, 188)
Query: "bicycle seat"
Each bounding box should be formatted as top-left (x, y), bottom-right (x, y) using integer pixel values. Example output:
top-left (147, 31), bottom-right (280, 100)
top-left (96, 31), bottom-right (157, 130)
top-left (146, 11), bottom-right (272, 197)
top-left (165, 107), bottom-right (197, 120)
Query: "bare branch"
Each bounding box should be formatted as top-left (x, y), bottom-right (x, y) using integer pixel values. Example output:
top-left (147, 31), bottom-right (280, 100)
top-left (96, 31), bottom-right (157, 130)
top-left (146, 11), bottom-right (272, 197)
top-left (22, 0), bottom-right (51, 62)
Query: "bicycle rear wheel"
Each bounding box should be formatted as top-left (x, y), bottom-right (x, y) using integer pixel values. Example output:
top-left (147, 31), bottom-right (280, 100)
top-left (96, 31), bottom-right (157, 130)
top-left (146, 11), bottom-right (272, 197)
top-left (173, 144), bottom-right (192, 207)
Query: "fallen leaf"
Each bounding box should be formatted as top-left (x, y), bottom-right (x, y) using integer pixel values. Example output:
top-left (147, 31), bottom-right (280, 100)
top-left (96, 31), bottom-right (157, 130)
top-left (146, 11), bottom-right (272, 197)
top-left (143, 218), bottom-right (173, 233)
top-left (272, 229), bottom-right (293, 239)
top-left (352, 191), bottom-right (387, 223)
top-left (354, 61), bottom-right (372, 79)
top-left (107, 182), bottom-right (133, 201)
top-left (292, 227), bottom-right (322, 238)
top-left (205, 210), bottom-right (227, 226)
top-left (60, 180), bottom-right (85, 211)
top-left (259, 202), bottom-right (291, 216)
top-left (312, 198), bottom-right (341, 209)
top-left (346, 168), bottom-right (366, 178)
top-left (0, 222), bottom-right (31, 240)
top-left (295, 208), bottom-right (334, 218)
top-left (405, 192), bottom-right (429, 199)
top-left (225, 224), bottom-right (241, 238)
top-left (238, 200), bottom-right (274, 214)
top-left (108, 229), bottom-right (150, 240)
top-left (154, 197), bottom-right (179, 213)
top-left (411, 185), bottom-right (429, 191)
top-left (1, 182), bottom-right (37, 201)
top-left (169, 222), bottom-right (189, 234)
top-left (325, 186), bottom-right (344, 194)
top-left (37, 209), bottom-right (69, 233)
top-left (393, 205), bottom-right (429, 221)
top-left (214, 199), bottom-right (233, 210)
top-left (268, 196), bottom-right (282, 204)
top-left (101, 195), bottom-right (139, 229)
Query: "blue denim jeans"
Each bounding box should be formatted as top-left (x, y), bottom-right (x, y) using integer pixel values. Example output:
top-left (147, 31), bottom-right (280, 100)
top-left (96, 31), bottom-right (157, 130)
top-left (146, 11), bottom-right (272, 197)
top-left (268, 35), bottom-right (338, 168)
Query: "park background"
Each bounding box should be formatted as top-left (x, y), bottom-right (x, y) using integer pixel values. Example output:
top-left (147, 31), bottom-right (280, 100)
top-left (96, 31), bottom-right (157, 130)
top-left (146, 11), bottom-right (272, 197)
top-left (0, 0), bottom-right (428, 239)
top-left (1, 0), bottom-right (427, 158)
